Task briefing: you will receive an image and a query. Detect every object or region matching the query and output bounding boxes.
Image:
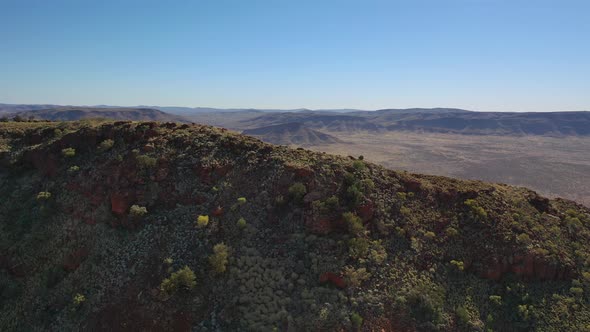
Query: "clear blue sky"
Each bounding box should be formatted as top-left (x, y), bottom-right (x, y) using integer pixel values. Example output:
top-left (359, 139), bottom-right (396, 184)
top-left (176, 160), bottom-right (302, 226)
top-left (1, 0), bottom-right (589, 111)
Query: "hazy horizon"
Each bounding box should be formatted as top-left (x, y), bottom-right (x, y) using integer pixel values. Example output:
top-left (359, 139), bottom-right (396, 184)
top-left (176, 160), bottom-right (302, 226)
top-left (1, 0), bottom-right (589, 111)
top-left (1, 101), bottom-right (588, 113)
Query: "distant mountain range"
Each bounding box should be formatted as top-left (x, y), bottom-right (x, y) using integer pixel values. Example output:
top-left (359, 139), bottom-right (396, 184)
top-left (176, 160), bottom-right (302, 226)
top-left (236, 108), bottom-right (590, 137)
top-left (2, 103), bottom-right (589, 136)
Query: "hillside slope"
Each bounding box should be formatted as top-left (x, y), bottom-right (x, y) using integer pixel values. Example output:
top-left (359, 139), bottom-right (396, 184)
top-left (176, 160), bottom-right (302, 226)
top-left (0, 121), bottom-right (589, 331)
top-left (242, 122), bottom-right (343, 146)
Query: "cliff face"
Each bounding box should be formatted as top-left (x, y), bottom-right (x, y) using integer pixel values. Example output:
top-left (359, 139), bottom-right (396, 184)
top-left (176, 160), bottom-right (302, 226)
top-left (1, 120), bottom-right (589, 331)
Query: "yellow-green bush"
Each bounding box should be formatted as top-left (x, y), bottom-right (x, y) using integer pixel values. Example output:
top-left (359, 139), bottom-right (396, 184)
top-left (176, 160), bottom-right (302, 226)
top-left (343, 266), bottom-right (371, 287)
top-left (73, 293), bottom-right (86, 306)
top-left (98, 139), bottom-right (114, 151)
top-left (209, 243), bottom-right (229, 274)
top-left (61, 147), bottom-right (76, 158)
top-left (36, 191), bottom-right (51, 201)
top-left (237, 217), bottom-right (247, 229)
top-left (129, 205), bottom-right (147, 218)
top-left (196, 215), bottom-right (209, 228)
top-left (343, 212), bottom-right (364, 236)
top-left (160, 266), bottom-right (197, 295)
top-left (136, 154), bottom-right (157, 169)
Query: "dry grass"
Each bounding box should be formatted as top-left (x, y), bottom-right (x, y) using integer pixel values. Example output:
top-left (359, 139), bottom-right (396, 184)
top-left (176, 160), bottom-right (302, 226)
top-left (308, 131), bottom-right (590, 206)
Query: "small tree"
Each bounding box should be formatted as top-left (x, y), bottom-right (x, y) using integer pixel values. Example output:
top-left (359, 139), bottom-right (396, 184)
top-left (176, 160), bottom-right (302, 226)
top-left (288, 182), bottom-right (307, 202)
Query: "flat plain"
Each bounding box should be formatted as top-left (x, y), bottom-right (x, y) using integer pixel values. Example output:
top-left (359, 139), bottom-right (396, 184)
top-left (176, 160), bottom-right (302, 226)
top-left (307, 131), bottom-right (590, 207)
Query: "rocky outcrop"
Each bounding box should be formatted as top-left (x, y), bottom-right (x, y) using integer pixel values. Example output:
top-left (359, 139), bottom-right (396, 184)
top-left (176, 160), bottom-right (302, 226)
top-left (478, 253), bottom-right (574, 281)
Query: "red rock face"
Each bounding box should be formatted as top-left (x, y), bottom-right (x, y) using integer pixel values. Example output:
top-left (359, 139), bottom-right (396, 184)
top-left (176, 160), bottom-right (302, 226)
top-left (437, 189), bottom-right (458, 203)
top-left (23, 150), bottom-right (59, 177)
top-left (479, 253), bottom-right (572, 281)
top-left (319, 272), bottom-right (346, 289)
top-left (306, 217), bottom-right (333, 235)
top-left (402, 178), bottom-right (422, 193)
top-left (356, 200), bottom-right (375, 223)
top-left (285, 165), bottom-right (315, 180)
top-left (214, 164), bottom-right (233, 177)
top-left (529, 194), bottom-right (551, 213)
top-left (111, 193), bottom-right (130, 216)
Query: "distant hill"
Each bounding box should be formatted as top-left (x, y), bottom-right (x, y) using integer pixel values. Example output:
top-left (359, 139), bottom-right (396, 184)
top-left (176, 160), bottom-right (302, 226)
top-left (4, 106), bottom-right (188, 123)
top-left (242, 122), bottom-right (343, 146)
top-left (238, 109), bottom-right (590, 136)
top-left (385, 111), bottom-right (590, 136)
top-left (0, 103), bottom-right (63, 114)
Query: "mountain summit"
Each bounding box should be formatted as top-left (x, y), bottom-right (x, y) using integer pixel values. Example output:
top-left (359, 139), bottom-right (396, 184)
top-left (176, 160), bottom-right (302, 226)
top-left (0, 120), bottom-right (589, 331)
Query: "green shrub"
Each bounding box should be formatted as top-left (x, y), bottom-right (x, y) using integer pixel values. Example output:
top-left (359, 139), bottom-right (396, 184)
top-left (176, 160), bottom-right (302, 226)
top-left (237, 197), bottom-right (247, 205)
top-left (450, 260), bottom-right (465, 271)
top-left (570, 287), bottom-right (584, 296)
top-left (237, 217), bottom-right (247, 229)
top-left (160, 266), bottom-right (197, 295)
top-left (67, 165), bottom-right (80, 173)
top-left (136, 154), bottom-right (157, 169)
top-left (343, 212), bottom-right (364, 236)
top-left (348, 238), bottom-right (370, 259)
top-left (464, 199), bottom-right (488, 220)
top-left (344, 172), bottom-right (356, 186)
top-left (288, 182), bottom-right (307, 202)
top-left (369, 241), bottom-right (388, 264)
top-left (325, 195), bottom-right (339, 210)
top-left (61, 148), bottom-right (76, 158)
top-left (36, 191), bottom-right (51, 201)
top-left (129, 205), bottom-right (147, 218)
top-left (407, 289), bottom-right (444, 326)
top-left (489, 295), bottom-right (502, 305)
top-left (98, 139), bottom-right (114, 151)
top-left (516, 233), bottom-right (532, 245)
top-left (73, 293), bottom-right (86, 306)
top-left (346, 184), bottom-right (364, 207)
top-left (196, 215), bottom-right (209, 228)
top-left (424, 231), bottom-right (436, 240)
top-left (445, 227), bottom-right (459, 237)
top-left (352, 160), bottom-right (365, 171)
top-left (455, 306), bottom-right (471, 326)
top-left (209, 243), bottom-right (229, 274)
top-left (350, 312), bottom-right (363, 330)
top-left (343, 266), bottom-right (371, 287)
top-left (360, 179), bottom-right (375, 191)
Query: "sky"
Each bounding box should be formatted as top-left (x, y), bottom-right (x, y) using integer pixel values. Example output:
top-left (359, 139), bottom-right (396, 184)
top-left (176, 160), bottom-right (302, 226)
top-left (1, 0), bottom-right (589, 111)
